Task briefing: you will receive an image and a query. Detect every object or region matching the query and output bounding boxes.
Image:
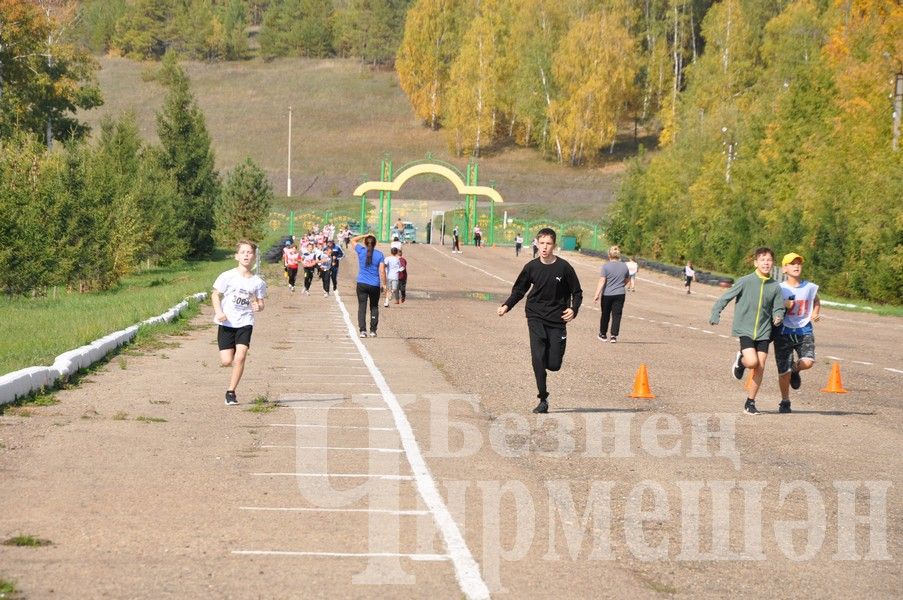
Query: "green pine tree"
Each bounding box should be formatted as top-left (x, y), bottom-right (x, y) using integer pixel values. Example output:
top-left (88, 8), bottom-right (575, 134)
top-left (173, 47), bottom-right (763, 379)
top-left (155, 51), bottom-right (220, 258)
top-left (215, 158), bottom-right (274, 246)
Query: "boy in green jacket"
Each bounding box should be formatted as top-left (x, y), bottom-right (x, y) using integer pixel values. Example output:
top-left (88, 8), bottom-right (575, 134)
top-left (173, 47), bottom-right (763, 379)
top-left (709, 247), bottom-right (786, 415)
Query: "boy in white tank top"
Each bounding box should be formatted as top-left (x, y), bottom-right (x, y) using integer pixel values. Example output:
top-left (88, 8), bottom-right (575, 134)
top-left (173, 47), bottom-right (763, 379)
top-left (774, 252), bottom-right (821, 413)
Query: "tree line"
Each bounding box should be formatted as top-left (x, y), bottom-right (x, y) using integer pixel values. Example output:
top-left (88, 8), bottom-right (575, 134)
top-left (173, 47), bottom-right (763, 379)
top-left (396, 0), bottom-right (708, 162)
top-left (2, 2), bottom-right (272, 295)
top-left (395, 0), bottom-right (900, 303)
top-left (604, 0), bottom-right (901, 304)
top-left (71, 0), bottom-right (411, 64)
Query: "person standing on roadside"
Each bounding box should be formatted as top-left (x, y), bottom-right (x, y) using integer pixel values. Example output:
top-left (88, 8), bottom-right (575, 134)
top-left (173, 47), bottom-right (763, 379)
top-left (685, 261), bottom-right (696, 294)
top-left (497, 228), bottom-right (583, 414)
top-left (452, 225), bottom-right (461, 253)
top-left (352, 233), bottom-right (386, 337)
top-left (625, 256), bottom-right (638, 292)
top-left (531, 237), bottom-right (539, 259)
top-left (514, 233), bottom-right (524, 257)
top-left (593, 245), bottom-right (629, 343)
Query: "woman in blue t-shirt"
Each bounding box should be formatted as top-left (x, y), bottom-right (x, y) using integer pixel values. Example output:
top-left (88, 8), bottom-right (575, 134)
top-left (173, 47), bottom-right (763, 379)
top-left (352, 234), bottom-right (386, 338)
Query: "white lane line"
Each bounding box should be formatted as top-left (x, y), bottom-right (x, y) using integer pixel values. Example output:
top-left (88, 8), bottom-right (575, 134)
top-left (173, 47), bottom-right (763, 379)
top-left (686, 326), bottom-right (699, 330)
top-left (428, 244), bottom-right (513, 285)
top-left (269, 424), bottom-right (395, 431)
top-left (826, 356), bottom-right (844, 361)
top-left (284, 406), bottom-right (389, 411)
top-left (852, 361), bottom-right (874, 366)
top-left (719, 334), bottom-right (730, 339)
top-left (232, 550), bottom-right (449, 561)
top-left (334, 289), bottom-right (490, 600)
top-left (885, 368), bottom-right (903, 374)
top-left (239, 506), bottom-right (427, 515)
top-left (252, 473), bottom-right (414, 481)
top-left (261, 445), bottom-right (402, 453)
top-left (702, 330), bottom-right (715, 334)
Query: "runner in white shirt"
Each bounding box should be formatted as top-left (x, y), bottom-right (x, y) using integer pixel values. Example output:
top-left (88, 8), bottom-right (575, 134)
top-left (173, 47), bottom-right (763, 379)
top-left (212, 241), bottom-right (267, 405)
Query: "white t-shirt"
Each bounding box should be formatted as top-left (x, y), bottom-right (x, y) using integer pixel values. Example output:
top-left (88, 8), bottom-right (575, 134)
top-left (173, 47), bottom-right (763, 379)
top-left (685, 265), bottom-right (695, 278)
top-left (626, 261), bottom-right (638, 276)
top-left (780, 280), bottom-right (819, 329)
top-left (384, 256), bottom-right (402, 280)
top-left (213, 268), bottom-right (267, 328)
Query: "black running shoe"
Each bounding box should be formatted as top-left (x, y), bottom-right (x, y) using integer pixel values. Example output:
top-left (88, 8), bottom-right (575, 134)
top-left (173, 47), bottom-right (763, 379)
top-left (789, 369), bottom-right (801, 390)
top-left (532, 400), bottom-right (548, 414)
top-left (732, 351), bottom-right (745, 380)
top-left (225, 391), bottom-right (238, 405)
top-left (743, 399), bottom-right (759, 415)
top-left (778, 401), bottom-right (792, 414)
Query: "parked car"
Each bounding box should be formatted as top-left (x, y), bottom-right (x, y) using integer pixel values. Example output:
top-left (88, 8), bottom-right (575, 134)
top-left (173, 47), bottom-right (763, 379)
top-left (401, 221), bottom-right (417, 243)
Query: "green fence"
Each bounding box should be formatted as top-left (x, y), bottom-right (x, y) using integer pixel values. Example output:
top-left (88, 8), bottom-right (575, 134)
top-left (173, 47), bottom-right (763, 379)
top-left (493, 218), bottom-right (605, 251)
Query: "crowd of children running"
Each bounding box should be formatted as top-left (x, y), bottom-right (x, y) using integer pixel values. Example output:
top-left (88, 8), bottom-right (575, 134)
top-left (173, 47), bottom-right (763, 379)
top-left (215, 222), bottom-right (818, 419)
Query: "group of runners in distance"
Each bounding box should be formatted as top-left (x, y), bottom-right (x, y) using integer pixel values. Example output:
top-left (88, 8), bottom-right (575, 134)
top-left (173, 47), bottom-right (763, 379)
top-left (210, 226), bottom-right (819, 416)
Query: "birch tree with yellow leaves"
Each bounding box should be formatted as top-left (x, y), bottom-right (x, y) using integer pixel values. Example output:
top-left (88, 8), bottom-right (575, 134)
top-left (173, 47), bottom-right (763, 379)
top-left (548, 9), bottom-right (638, 165)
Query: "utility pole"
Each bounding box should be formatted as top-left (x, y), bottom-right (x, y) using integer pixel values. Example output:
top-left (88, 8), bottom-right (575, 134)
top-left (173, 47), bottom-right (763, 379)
top-left (286, 106), bottom-right (293, 196)
top-left (893, 71), bottom-right (902, 151)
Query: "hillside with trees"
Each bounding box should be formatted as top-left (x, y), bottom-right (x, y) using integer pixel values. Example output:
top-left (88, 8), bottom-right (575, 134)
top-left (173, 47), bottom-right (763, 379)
top-left (396, 0), bottom-right (901, 302)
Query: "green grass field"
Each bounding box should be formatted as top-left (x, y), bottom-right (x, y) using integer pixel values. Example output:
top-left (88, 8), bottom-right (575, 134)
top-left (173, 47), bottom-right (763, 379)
top-left (0, 257), bottom-right (230, 375)
top-left (81, 57), bottom-right (624, 223)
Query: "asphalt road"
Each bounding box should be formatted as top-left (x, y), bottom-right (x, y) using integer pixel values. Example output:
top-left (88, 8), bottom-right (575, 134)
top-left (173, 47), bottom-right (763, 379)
top-left (0, 242), bottom-right (899, 598)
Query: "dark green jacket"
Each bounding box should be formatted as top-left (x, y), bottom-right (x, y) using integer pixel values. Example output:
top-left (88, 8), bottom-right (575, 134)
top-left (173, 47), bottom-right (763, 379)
top-left (710, 272), bottom-right (785, 340)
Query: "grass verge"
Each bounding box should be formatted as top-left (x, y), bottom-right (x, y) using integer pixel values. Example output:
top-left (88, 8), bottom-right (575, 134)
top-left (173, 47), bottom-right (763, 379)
top-left (0, 256), bottom-right (233, 375)
top-left (0, 578), bottom-right (18, 599)
top-left (2, 535), bottom-right (52, 547)
top-left (0, 300), bottom-right (205, 416)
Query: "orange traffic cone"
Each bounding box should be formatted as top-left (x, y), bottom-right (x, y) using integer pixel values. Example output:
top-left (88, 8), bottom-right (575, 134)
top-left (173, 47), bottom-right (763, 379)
top-left (821, 362), bottom-right (849, 393)
top-left (628, 364), bottom-right (656, 398)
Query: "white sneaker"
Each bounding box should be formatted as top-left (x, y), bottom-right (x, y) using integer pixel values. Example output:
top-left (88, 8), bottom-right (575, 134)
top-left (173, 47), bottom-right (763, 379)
top-left (359, 331), bottom-right (367, 338)
top-left (324, 291), bottom-right (329, 297)
top-left (384, 299), bottom-right (389, 307)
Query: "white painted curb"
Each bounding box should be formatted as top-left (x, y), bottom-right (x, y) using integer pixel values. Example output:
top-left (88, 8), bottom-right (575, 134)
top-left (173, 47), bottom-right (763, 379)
top-left (0, 292), bottom-right (207, 407)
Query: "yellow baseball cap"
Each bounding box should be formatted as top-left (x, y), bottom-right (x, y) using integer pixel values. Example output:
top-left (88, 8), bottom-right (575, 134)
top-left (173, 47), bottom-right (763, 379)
top-left (782, 252), bottom-right (804, 266)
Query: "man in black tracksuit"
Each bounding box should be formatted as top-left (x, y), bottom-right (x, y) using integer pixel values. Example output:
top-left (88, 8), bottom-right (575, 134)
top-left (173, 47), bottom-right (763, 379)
top-left (498, 228), bottom-right (583, 413)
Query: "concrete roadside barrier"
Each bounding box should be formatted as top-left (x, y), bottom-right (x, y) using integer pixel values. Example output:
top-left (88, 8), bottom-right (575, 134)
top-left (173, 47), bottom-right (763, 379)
top-left (0, 293), bottom-right (207, 407)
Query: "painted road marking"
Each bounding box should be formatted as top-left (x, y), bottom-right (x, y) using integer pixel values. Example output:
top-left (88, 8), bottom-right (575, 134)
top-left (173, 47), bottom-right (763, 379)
top-left (239, 506), bottom-right (428, 515)
top-left (284, 406), bottom-right (389, 410)
top-left (269, 424), bottom-right (395, 431)
top-left (232, 550), bottom-right (449, 561)
top-left (261, 445), bottom-right (402, 453)
top-left (333, 289), bottom-right (491, 600)
top-left (251, 473), bottom-right (414, 481)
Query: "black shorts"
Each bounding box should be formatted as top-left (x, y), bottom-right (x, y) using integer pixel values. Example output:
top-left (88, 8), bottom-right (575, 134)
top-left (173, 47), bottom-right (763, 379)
top-left (739, 336), bottom-right (770, 353)
top-left (218, 325), bottom-right (253, 350)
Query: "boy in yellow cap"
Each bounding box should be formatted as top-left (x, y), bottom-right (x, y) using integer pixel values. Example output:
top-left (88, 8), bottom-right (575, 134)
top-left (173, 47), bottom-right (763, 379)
top-left (774, 252), bottom-right (821, 413)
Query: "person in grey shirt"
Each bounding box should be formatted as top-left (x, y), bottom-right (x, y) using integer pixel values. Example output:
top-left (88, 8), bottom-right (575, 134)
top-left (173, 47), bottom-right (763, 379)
top-left (592, 245), bottom-right (630, 343)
